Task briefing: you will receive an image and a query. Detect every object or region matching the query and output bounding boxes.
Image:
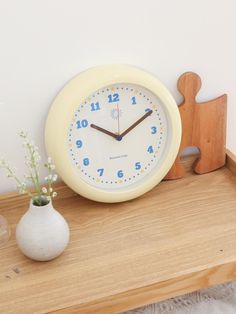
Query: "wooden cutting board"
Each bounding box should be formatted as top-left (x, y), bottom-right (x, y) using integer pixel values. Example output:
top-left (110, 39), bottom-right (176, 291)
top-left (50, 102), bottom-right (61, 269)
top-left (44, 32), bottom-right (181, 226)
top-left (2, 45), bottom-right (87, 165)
top-left (165, 72), bottom-right (227, 180)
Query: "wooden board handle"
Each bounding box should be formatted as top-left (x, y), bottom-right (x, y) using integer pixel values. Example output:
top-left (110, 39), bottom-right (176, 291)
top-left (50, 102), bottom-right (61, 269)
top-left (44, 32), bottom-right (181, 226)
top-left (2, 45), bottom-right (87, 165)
top-left (165, 72), bottom-right (227, 180)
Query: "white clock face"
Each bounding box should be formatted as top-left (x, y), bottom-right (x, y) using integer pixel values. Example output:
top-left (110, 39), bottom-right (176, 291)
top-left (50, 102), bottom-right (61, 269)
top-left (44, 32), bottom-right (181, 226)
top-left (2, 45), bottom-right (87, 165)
top-left (68, 83), bottom-right (168, 190)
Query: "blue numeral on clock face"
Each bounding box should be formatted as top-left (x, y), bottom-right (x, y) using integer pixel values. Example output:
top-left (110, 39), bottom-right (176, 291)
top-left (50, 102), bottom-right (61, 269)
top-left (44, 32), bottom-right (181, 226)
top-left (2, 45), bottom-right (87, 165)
top-left (131, 96), bottom-right (137, 105)
top-left (83, 158), bottom-right (89, 166)
top-left (77, 119), bottom-right (88, 129)
top-left (91, 102), bottom-right (101, 111)
top-left (135, 162), bottom-right (141, 170)
top-left (117, 170), bottom-right (124, 178)
top-left (97, 168), bottom-right (104, 176)
top-left (76, 140), bottom-right (83, 148)
top-left (147, 145), bottom-right (154, 153)
top-left (151, 126), bottom-right (157, 134)
top-left (108, 93), bottom-right (120, 103)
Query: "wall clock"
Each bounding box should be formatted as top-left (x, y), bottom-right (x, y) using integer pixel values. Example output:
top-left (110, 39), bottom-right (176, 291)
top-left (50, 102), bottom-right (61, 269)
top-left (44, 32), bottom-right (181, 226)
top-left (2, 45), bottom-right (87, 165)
top-left (45, 65), bottom-right (181, 203)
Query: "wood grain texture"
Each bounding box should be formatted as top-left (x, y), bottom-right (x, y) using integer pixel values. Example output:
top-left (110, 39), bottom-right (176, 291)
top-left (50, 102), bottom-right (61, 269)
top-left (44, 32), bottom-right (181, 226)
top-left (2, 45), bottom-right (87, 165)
top-left (166, 72), bottom-right (227, 180)
top-left (0, 153), bottom-right (236, 314)
top-left (54, 262), bottom-right (236, 314)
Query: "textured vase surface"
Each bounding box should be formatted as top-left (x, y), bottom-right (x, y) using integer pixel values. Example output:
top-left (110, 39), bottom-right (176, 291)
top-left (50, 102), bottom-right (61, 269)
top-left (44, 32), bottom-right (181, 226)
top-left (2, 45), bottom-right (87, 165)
top-left (16, 200), bottom-right (70, 261)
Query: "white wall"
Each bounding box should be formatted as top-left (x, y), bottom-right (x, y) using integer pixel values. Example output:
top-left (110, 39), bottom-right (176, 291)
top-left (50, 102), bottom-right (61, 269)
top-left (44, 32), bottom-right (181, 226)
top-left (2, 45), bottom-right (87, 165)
top-left (0, 0), bottom-right (235, 193)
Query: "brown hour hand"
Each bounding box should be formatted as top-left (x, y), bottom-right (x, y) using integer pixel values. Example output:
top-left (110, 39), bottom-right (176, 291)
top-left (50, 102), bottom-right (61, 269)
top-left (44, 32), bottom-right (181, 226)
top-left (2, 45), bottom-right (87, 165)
top-left (90, 124), bottom-right (118, 140)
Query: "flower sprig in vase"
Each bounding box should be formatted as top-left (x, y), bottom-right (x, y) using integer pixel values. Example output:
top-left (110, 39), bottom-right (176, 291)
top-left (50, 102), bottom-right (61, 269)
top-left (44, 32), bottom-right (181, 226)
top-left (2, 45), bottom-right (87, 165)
top-left (0, 131), bottom-right (69, 261)
top-left (0, 130), bottom-right (57, 206)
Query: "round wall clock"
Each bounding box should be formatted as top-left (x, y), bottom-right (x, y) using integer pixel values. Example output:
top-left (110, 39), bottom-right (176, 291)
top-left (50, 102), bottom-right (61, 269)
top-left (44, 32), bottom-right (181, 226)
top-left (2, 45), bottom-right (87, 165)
top-left (45, 65), bottom-right (181, 203)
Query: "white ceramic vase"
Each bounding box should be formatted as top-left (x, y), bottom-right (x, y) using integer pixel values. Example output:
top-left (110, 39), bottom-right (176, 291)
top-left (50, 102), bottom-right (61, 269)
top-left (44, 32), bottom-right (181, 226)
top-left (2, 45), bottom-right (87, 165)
top-left (16, 200), bottom-right (70, 261)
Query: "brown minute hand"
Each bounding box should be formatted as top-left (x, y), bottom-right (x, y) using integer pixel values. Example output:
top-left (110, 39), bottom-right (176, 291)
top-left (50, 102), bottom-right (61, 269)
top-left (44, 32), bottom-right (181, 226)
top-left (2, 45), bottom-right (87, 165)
top-left (90, 124), bottom-right (118, 140)
top-left (120, 110), bottom-right (153, 138)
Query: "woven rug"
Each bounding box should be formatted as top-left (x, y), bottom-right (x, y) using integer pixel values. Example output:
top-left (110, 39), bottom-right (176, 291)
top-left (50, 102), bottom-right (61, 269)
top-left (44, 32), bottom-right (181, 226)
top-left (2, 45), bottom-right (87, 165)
top-left (124, 281), bottom-right (236, 314)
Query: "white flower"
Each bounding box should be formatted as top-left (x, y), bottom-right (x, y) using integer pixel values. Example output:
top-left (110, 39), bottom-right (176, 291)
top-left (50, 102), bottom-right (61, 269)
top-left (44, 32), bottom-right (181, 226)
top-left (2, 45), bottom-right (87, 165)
top-left (0, 158), bottom-right (7, 168)
top-left (29, 140), bottom-right (35, 147)
top-left (23, 139), bottom-right (30, 146)
top-left (45, 157), bottom-right (55, 170)
top-left (19, 130), bottom-right (27, 138)
top-left (52, 174), bottom-right (58, 182)
top-left (52, 192), bottom-right (57, 198)
top-left (17, 182), bottom-right (26, 194)
top-left (49, 164), bottom-right (55, 170)
top-left (45, 174), bottom-right (53, 181)
top-left (34, 153), bottom-right (41, 163)
top-left (42, 187), bottom-right (47, 194)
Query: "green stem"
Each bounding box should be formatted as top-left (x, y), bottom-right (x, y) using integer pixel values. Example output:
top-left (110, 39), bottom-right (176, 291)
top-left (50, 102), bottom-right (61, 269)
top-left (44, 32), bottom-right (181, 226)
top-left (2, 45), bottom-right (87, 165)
top-left (47, 167), bottom-right (52, 199)
top-left (26, 143), bottom-right (41, 199)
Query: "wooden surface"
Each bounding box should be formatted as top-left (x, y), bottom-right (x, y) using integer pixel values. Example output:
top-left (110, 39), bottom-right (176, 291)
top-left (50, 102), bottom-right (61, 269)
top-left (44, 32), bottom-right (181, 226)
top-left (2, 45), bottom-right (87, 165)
top-left (1, 152), bottom-right (236, 314)
top-left (226, 148), bottom-right (236, 176)
top-left (166, 72), bottom-right (227, 180)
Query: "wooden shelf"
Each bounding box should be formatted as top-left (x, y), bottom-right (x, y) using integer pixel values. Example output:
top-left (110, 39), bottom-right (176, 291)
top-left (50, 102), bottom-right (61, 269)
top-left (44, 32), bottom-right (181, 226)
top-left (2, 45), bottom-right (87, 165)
top-left (1, 152), bottom-right (236, 314)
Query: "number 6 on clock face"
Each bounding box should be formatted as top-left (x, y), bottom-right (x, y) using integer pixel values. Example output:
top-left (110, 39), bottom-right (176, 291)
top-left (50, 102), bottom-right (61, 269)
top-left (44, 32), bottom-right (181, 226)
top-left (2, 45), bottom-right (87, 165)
top-left (45, 65), bottom-right (181, 203)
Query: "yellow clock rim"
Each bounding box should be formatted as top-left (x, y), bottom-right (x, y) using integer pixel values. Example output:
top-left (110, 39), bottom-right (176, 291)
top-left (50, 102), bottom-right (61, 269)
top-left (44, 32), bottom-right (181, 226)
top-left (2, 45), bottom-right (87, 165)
top-left (45, 64), bottom-right (182, 203)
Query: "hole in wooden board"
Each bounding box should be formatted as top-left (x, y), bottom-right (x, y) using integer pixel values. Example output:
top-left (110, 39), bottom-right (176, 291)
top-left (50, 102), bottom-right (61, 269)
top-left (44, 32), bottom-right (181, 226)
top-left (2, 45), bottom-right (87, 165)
top-left (180, 146), bottom-right (200, 174)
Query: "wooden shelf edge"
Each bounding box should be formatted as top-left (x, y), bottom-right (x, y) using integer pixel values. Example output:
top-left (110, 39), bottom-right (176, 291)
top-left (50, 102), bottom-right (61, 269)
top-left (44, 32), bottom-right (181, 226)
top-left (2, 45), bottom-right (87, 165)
top-left (53, 260), bottom-right (236, 314)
